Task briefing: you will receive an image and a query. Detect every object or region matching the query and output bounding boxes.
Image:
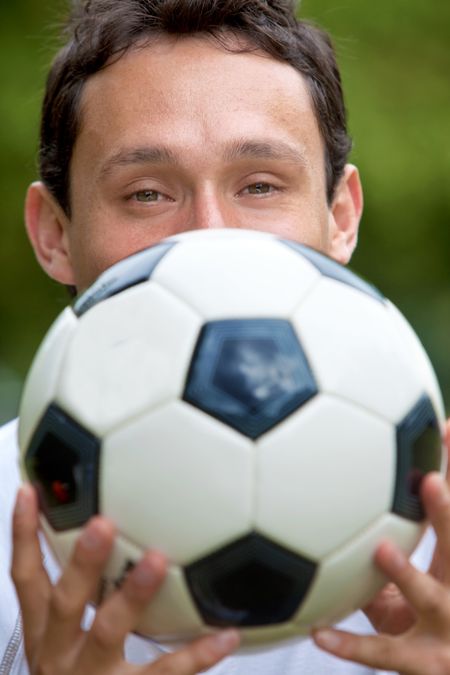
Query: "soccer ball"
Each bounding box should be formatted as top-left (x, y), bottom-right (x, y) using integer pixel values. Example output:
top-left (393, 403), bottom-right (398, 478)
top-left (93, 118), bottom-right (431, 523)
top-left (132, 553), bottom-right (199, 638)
top-left (19, 228), bottom-right (446, 647)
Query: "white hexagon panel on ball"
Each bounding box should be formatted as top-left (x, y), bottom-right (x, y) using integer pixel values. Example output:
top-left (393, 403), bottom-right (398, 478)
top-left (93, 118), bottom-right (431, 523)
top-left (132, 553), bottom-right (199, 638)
top-left (291, 277), bottom-right (427, 425)
top-left (101, 400), bottom-right (254, 564)
top-left (56, 282), bottom-right (202, 436)
top-left (19, 307), bottom-right (77, 452)
top-left (294, 512), bottom-right (424, 631)
top-left (152, 230), bottom-right (321, 319)
top-left (255, 394), bottom-right (395, 559)
top-left (385, 301), bottom-right (446, 430)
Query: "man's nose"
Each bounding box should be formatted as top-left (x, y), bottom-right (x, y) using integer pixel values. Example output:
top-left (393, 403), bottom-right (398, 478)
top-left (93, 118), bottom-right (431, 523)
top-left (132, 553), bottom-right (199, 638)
top-left (189, 190), bottom-right (236, 231)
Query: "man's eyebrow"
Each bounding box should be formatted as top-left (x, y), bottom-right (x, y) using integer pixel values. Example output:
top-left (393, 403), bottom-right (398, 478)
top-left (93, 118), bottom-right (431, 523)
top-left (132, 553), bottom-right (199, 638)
top-left (223, 139), bottom-right (309, 167)
top-left (99, 139), bottom-right (308, 178)
top-left (99, 146), bottom-right (179, 178)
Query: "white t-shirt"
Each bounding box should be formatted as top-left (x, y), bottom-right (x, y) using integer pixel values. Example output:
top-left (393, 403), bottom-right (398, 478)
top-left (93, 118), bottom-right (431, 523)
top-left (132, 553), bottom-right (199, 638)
top-left (0, 419), bottom-right (435, 675)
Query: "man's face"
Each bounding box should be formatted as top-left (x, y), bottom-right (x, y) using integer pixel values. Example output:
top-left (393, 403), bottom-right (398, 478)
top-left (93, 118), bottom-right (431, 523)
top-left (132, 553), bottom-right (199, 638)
top-left (32, 35), bottom-right (361, 290)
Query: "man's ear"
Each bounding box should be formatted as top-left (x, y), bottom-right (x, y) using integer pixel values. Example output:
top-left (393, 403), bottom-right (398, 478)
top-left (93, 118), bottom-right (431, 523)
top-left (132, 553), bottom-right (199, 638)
top-left (25, 181), bottom-right (75, 285)
top-left (328, 164), bottom-right (363, 265)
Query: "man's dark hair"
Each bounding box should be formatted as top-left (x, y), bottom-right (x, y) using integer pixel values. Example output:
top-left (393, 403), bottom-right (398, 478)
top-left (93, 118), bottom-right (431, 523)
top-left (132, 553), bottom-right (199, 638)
top-left (40, 0), bottom-right (352, 214)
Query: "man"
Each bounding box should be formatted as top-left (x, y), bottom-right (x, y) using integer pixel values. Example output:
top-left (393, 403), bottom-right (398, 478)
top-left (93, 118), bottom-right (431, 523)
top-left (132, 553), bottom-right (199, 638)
top-left (2, 0), bottom-right (450, 673)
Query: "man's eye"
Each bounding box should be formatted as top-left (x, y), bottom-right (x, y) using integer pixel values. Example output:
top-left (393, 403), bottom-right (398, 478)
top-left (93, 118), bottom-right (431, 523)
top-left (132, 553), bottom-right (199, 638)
top-left (245, 183), bottom-right (274, 195)
top-left (133, 190), bottom-right (161, 203)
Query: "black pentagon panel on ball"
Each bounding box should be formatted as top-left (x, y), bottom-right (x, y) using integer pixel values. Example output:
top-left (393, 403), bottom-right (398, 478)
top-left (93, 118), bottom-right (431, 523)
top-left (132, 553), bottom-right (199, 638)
top-left (74, 241), bottom-right (175, 316)
top-left (183, 319), bottom-right (318, 439)
top-left (25, 404), bottom-right (100, 531)
top-left (393, 395), bottom-right (443, 522)
top-left (280, 239), bottom-right (385, 304)
top-left (184, 533), bottom-right (317, 627)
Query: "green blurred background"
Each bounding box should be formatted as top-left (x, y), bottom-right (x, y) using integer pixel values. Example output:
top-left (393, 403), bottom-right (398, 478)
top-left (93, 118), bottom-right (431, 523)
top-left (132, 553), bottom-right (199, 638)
top-left (0, 0), bottom-right (449, 424)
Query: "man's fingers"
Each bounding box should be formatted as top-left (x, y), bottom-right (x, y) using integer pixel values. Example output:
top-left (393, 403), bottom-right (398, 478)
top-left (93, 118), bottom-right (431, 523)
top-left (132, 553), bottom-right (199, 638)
top-left (314, 627), bottom-right (450, 675)
top-left (313, 629), bottom-right (412, 672)
top-left (80, 552), bottom-right (240, 673)
top-left (375, 539), bottom-right (449, 619)
top-left (40, 517), bottom-right (115, 660)
top-left (80, 550), bottom-right (167, 665)
top-left (11, 484), bottom-right (52, 656)
top-left (443, 418), bottom-right (450, 483)
top-left (422, 472), bottom-right (450, 583)
top-left (11, 491), bottom-right (239, 675)
top-left (150, 630), bottom-right (240, 674)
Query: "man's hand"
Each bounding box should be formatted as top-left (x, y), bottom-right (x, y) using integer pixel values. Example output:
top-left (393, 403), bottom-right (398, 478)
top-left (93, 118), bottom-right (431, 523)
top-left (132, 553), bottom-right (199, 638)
top-left (312, 419), bottom-right (450, 675)
top-left (11, 484), bottom-right (240, 674)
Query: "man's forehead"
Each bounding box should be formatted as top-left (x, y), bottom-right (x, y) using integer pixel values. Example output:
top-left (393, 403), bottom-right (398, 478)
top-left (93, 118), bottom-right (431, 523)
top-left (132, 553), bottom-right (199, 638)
top-left (72, 34), bottom-right (324, 184)
top-left (79, 33), bottom-right (311, 113)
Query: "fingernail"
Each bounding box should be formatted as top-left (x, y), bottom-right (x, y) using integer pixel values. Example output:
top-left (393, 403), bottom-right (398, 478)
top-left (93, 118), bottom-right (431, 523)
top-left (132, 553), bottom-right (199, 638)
top-left (314, 629), bottom-right (341, 651)
top-left (132, 560), bottom-right (155, 587)
top-left (80, 521), bottom-right (104, 550)
top-left (212, 629), bottom-right (240, 655)
top-left (15, 485), bottom-right (31, 516)
top-left (389, 545), bottom-right (407, 572)
top-left (433, 475), bottom-right (450, 506)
